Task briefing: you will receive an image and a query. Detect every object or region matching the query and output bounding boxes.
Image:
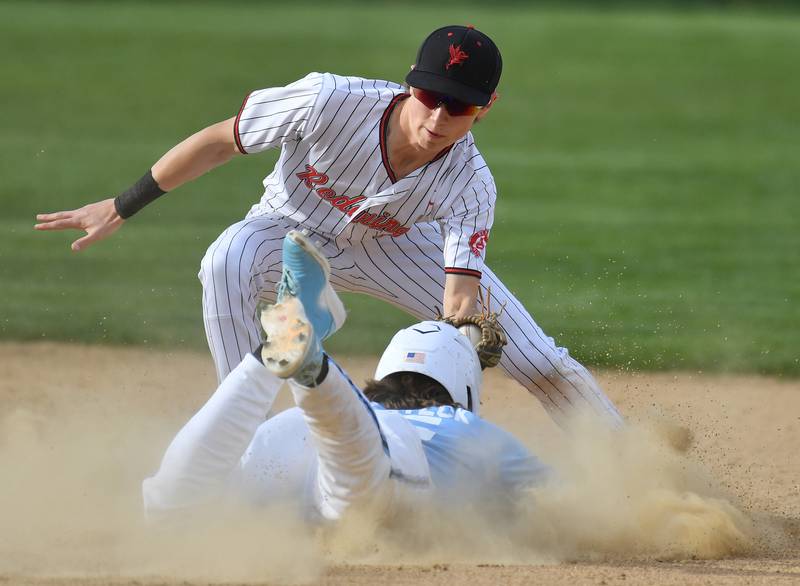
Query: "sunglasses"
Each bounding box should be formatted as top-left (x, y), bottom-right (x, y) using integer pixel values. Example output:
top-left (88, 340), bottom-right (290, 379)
top-left (411, 87), bottom-right (483, 117)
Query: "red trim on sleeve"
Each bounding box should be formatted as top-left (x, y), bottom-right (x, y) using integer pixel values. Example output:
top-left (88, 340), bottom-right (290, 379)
top-left (445, 267), bottom-right (482, 279)
top-left (233, 91), bottom-right (251, 155)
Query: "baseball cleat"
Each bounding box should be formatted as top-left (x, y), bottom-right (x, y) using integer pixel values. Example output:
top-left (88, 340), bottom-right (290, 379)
top-left (275, 230), bottom-right (345, 341)
top-left (259, 296), bottom-right (323, 383)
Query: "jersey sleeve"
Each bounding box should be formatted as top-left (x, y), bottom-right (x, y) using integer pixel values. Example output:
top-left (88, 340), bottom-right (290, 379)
top-left (440, 178), bottom-right (496, 279)
top-left (234, 72), bottom-right (323, 154)
top-left (495, 431), bottom-right (552, 494)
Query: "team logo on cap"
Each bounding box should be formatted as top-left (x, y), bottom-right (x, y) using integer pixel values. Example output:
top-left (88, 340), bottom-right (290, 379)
top-left (469, 229), bottom-right (490, 257)
top-left (446, 44), bottom-right (469, 69)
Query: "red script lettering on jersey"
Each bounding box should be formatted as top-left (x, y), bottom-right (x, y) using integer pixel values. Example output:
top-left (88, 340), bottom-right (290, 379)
top-left (296, 164), bottom-right (365, 215)
top-left (295, 164), bottom-right (410, 238)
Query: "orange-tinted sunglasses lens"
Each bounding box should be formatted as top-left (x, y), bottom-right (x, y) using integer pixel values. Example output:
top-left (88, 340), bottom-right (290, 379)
top-left (413, 88), bottom-right (481, 117)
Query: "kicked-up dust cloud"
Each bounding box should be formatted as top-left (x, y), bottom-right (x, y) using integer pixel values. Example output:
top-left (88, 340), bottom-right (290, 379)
top-left (0, 390), bottom-right (762, 583)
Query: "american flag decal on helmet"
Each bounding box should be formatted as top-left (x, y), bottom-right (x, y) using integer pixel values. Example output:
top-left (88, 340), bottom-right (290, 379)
top-left (405, 352), bottom-right (426, 364)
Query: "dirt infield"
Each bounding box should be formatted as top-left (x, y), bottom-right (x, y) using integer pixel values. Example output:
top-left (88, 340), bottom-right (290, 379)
top-left (1, 342), bottom-right (798, 585)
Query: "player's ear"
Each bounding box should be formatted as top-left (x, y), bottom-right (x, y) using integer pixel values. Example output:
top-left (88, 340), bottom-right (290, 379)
top-left (475, 91), bottom-right (499, 122)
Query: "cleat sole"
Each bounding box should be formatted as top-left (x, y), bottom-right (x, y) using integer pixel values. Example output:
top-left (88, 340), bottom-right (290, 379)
top-left (259, 297), bottom-right (313, 378)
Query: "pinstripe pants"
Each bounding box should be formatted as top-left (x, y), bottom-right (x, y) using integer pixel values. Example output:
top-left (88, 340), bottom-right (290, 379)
top-left (199, 215), bottom-right (623, 427)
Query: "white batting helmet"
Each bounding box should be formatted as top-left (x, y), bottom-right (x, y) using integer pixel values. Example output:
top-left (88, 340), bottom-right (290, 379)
top-left (374, 321), bottom-right (482, 413)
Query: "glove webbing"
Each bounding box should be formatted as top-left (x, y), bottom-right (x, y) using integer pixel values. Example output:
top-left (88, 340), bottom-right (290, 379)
top-left (437, 286), bottom-right (508, 369)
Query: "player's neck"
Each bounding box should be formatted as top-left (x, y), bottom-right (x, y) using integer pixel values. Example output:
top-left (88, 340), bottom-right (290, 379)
top-left (386, 100), bottom-right (448, 180)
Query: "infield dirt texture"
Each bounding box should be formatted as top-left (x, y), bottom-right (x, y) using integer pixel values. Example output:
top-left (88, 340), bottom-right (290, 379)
top-left (1, 343), bottom-right (798, 585)
top-left (1, 1), bottom-right (799, 584)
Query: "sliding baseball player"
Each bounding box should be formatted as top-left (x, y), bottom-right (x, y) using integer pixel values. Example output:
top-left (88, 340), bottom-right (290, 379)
top-left (144, 231), bottom-right (548, 524)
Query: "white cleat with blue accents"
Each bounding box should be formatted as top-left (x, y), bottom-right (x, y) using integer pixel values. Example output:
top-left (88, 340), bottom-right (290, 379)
top-left (259, 231), bottom-right (346, 384)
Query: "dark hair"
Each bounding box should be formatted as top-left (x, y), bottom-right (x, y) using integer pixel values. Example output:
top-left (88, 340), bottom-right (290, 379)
top-left (363, 371), bottom-right (462, 410)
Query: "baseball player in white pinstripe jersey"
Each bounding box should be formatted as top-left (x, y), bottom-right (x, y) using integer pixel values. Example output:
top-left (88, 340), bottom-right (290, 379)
top-left (35, 25), bottom-right (622, 428)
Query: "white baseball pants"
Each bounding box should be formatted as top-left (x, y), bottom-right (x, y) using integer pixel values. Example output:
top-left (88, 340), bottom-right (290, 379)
top-left (143, 353), bottom-right (429, 523)
top-left (199, 215), bottom-right (623, 427)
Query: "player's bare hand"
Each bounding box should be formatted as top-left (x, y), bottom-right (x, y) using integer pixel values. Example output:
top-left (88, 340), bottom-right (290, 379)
top-left (35, 198), bottom-right (124, 252)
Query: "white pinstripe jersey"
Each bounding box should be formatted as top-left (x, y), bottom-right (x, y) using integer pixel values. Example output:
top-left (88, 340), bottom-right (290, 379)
top-left (234, 72), bottom-right (496, 278)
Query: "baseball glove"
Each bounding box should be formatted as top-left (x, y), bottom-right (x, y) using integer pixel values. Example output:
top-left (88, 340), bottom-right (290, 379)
top-left (439, 288), bottom-right (508, 370)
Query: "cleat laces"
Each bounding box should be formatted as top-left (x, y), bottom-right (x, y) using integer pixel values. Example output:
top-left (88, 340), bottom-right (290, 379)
top-left (276, 269), bottom-right (299, 300)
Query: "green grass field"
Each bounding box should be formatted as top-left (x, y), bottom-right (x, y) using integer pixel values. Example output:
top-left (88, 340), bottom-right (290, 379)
top-left (1, 1), bottom-right (798, 375)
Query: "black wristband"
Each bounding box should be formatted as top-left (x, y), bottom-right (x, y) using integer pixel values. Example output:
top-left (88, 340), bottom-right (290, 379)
top-left (113, 170), bottom-right (166, 219)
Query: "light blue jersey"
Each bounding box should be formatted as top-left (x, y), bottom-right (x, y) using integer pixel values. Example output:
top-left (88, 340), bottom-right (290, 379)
top-left (376, 404), bottom-right (550, 511)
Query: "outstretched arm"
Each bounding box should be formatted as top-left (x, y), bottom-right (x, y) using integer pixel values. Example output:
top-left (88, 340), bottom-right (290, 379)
top-left (34, 117), bottom-right (239, 251)
top-left (150, 116), bottom-right (239, 191)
